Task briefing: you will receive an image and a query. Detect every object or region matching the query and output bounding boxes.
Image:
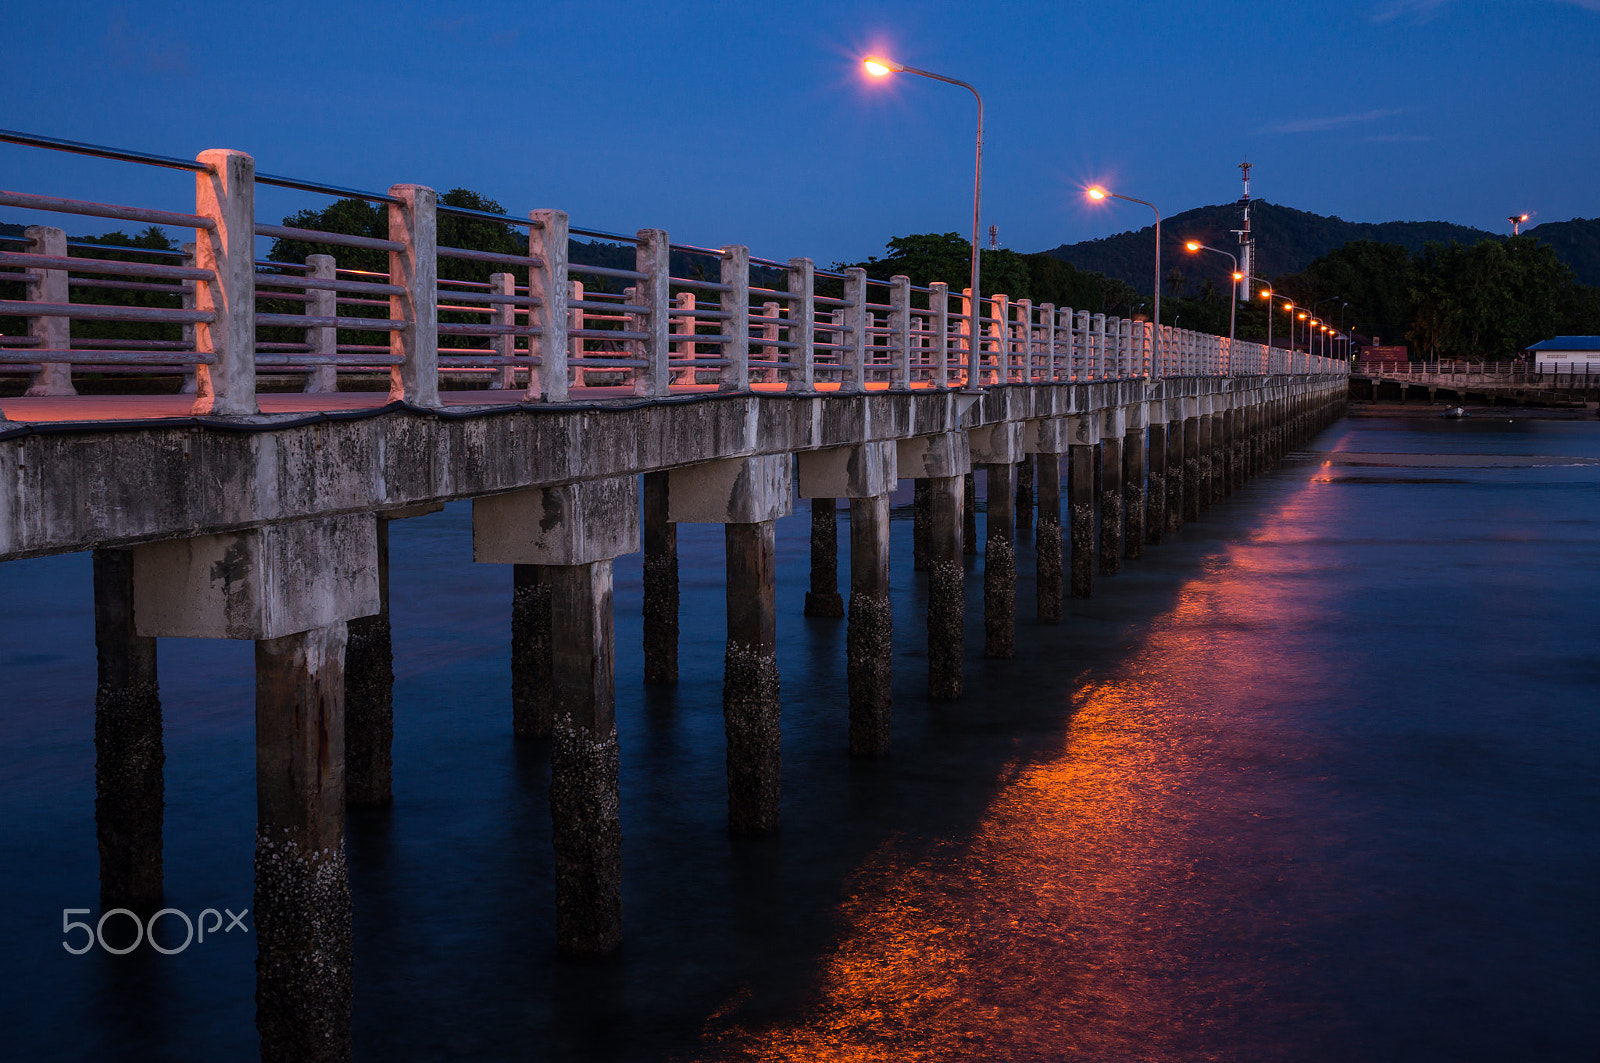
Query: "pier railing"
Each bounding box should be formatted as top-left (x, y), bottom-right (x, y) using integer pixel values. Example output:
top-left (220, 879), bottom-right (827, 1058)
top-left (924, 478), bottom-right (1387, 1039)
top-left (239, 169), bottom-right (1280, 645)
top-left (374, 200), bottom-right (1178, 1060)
top-left (0, 130), bottom-right (1345, 409)
top-left (1356, 360), bottom-right (1600, 387)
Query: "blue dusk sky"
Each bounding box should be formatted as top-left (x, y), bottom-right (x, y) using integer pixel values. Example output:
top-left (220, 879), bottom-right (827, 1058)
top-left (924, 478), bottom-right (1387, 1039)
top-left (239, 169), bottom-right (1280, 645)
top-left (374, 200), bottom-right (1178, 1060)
top-left (2, 0), bottom-right (1596, 264)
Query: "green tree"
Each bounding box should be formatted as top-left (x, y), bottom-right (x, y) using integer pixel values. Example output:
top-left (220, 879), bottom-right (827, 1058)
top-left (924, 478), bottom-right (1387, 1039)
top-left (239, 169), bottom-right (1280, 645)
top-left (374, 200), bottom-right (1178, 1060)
top-left (1273, 240), bottom-right (1415, 347)
top-left (1409, 237), bottom-right (1576, 358)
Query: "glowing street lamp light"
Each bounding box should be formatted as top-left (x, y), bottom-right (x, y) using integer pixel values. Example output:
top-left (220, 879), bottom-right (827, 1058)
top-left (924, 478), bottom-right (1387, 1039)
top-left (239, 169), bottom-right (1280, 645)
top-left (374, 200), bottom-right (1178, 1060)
top-left (1509, 212), bottom-right (1529, 236)
top-left (1183, 240), bottom-right (1238, 347)
top-left (1087, 185), bottom-right (1163, 361)
top-left (863, 54), bottom-right (983, 385)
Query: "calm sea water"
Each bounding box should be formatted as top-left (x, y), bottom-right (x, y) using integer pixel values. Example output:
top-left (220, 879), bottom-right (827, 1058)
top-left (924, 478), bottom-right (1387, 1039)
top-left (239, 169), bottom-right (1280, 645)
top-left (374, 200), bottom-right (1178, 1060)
top-left (1, 413), bottom-right (1597, 1061)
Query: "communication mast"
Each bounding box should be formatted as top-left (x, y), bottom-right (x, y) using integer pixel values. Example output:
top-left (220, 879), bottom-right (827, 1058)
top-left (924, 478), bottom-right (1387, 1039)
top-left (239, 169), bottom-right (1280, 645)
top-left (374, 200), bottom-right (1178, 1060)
top-left (1231, 160), bottom-right (1254, 303)
top-left (988, 224), bottom-right (999, 249)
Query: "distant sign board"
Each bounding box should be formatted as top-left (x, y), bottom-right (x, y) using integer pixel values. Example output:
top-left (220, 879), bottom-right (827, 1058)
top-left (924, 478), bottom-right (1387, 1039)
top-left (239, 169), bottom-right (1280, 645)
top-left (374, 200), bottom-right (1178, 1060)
top-left (1364, 346), bottom-right (1408, 361)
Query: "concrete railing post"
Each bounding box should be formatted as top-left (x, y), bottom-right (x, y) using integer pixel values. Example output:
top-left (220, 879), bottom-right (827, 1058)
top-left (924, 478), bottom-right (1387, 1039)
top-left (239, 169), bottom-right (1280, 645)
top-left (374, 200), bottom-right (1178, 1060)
top-left (635, 228), bottom-right (670, 397)
top-left (489, 271), bottom-right (516, 390)
top-left (758, 300), bottom-right (781, 384)
top-left (304, 254), bottom-right (337, 394)
top-left (890, 274), bottom-right (911, 390)
top-left (786, 257), bottom-right (815, 392)
top-left (840, 267), bottom-right (867, 394)
top-left (929, 281), bottom-right (949, 388)
top-left (571, 280), bottom-right (587, 387)
top-left (180, 242), bottom-right (199, 395)
top-left (526, 209), bottom-right (569, 402)
top-left (671, 291), bottom-right (696, 385)
top-left (988, 293), bottom-right (1008, 384)
top-left (1015, 298), bottom-right (1033, 383)
top-left (386, 184), bottom-right (439, 407)
top-left (959, 288), bottom-right (974, 387)
top-left (719, 245), bottom-right (750, 392)
top-left (192, 149), bottom-right (258, 416)
top-left (23, 225), bottom-right (74, 397)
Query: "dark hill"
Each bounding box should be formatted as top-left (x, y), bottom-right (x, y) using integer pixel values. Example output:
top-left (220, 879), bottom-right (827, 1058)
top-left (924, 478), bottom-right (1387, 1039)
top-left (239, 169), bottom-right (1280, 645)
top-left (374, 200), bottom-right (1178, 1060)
top-left (1525, 217), bottom-right (1600, 286)
top-left (1043, 202), bottom-right (1510, 296)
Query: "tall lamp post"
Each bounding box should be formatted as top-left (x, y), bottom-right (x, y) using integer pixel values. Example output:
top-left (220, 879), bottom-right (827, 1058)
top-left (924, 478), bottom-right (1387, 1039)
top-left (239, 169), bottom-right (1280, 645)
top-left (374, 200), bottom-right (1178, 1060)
top-left (864, 55), bottom-right (983, 385)
top-left (1184, 241), bottom-right (1241, 346)
top-left (1087, 185), bottom-right (1162, 374)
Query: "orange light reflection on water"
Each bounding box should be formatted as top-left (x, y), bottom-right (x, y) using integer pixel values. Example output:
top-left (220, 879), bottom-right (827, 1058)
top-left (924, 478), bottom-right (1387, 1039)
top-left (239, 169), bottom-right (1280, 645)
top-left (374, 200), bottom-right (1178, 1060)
top-left (699, 486), bottom-right (1343, 1061)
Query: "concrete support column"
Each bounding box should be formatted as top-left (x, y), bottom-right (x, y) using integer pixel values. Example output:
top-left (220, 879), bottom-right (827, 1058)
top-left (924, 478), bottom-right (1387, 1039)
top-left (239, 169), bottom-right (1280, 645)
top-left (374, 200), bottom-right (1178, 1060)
top-left (92, 549), bottom-right (163, 911)
top-left (926, 476), bottom-right (965, 699)
top-left (983, 462), bottom-right (1016, 658)
top-left (345, 516), bottom-right (394, 805)
top-left (962, 472), bottom-right (977, 555)
top-left (254, 622), bottom-right (352, 1063)
top-left (24, 225), bottom-right (74, 397)
top-left (911, 478), bottom-right (930, 572)
top-left (387, 183), bottom-right (440, 408)
top-left (724, 521), bottom-right (780, 832)
top-left (1197, 406), bottom-right (1215, 513)
top-left (1166, 408), bottom-right (1185, 536)
top-left (847, 495), bottom-right (892, 757)
top-left (1015, 454), bottom-right (1034, 533)
top-left (1210, 405), bottom-right (1227, 506)
top-left (803, 498), bottom-right (844, 617)
top-left (191, 149), bottom-right (258, 417)
top-left (1099, 422), bottom-right (1124, 576)
top-left (547, 561), bottom-right (622, 955)
top-left (1069, 444), bottom-right (1097, 598)
top-left (901, 433), bottom-right (971, 700)
top-left (304, 254), bottom-right (338, 394)
top-left (1146, 420), bottom-right (1167, 546)
top-left (510, 565), bottom-right (553, 737)
top-left (1123, 411), bottom-right (1146, 561)
top-left (1036, 453), bottom-right (1063, 622)
top-left (643, 471), bottom-right (678, 684)
top-left (1183, 415), bottom-right (1202, 521)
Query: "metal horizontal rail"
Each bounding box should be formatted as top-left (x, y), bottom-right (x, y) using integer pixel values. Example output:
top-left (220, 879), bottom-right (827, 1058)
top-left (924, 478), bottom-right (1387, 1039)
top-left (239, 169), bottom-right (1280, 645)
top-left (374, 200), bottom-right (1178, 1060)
top-left (0, 190), bottom-right (214, 230)
top-left (255, 224), bottom-right (403, 253)
top-left (255, 273), bottom-right (403, 296)
top-left (254, 353), bottom-right (405, 365)
top-left (255, 312), bottom-right (404, 330)
top-left (437, 323), bottom-right (541, 337)
top-left (569, 262), bottom-right (647, 282)
top-left (437, 245), bottom-right (543, 270)
top-left (0, 250), bottom-right (212, 281)
top-left (0, 349), bottom-right (213, 364)
top-left (569, 298), bottom-right (646, 313)
top-left (0, 127), bottom-right (210, 172)
top-left (0, 300), bottom-right (212, 324)
top-left (669, 277), bottom-right (733, 293)
top-left (68, 277), bottom-right (186, 295)
top-left (571, 328), bottom-right (650, 341)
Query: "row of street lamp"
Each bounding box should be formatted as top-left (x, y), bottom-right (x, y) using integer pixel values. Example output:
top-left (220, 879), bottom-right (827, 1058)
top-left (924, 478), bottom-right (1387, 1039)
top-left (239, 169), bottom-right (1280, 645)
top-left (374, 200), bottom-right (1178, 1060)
top-left (862, 52), bottom-right (1353, 362)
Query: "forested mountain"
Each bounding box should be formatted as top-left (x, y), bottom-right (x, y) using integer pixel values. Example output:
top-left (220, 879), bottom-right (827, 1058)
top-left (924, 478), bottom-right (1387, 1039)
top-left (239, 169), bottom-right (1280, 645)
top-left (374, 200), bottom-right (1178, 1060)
top-left (1041, 202), bottom-right (1600, 295)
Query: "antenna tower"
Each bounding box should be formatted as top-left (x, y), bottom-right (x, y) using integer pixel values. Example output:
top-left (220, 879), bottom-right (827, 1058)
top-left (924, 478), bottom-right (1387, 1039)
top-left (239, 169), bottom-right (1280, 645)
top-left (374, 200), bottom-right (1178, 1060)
top-left (1233, 160), bottom-right (1254, 303)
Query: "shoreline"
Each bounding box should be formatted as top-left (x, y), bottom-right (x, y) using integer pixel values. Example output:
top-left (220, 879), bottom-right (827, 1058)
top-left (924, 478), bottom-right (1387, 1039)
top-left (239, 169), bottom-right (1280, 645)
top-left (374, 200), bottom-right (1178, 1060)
top-left (1344, 400), bottom-right (1596, 420)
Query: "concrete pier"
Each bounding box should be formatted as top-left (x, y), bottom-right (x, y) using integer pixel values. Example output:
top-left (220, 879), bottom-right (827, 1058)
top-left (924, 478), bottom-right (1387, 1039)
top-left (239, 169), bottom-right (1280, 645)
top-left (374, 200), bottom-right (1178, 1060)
top-left (1015, 454), bottom-right (1034, 533)
top-left (803, 498), bottom-right (844, 618)
top-left (1147, 421), bottom-right (1167, 546)
top-left (723, 521), bottom-right (781, 831)
top-left (1035, 453), bottom-right (1063, 623)
top-left (546, 561), bottom-right (622, 955)
top-left (846, 494), bottom-right (892, 757)
top-left (900, 432), bottom-right (971, 700)
top-left (911, 478), bottom-right (930, 572)
top-left (1183, 412), bottom-right (1202, 523)
top-left (254, 622), bottom-right (353, 1063)
top-left (1197, 405), bottom-right (1214, 513)
top-left (1123, 410), bottom-right (1146, 561)
top-left (963, 472), bottom-right (977, 555)
top-left (345, 517), bottom-right (393, 806)
top-left (1210, 403), bottom-right (1227, 506)
top-left (1167, 409), bottom-right (1185, 537)
top-left (1099, 413), bottom-right (1124, 577)
top-left (971, 424), bottom-right (1021, 659)
top-left (1069, 440), bottom-right (1097, 599)
top-left (983, 462), bottom-right (1016, 657)
top-left (642, 471), bottom-right (678, 684)
top-left (671, 454), bottom-right (790, 834)
top-left (92, 549), bottom-right (163, 910)
top-left (511, 564), bottom-right (553, 738)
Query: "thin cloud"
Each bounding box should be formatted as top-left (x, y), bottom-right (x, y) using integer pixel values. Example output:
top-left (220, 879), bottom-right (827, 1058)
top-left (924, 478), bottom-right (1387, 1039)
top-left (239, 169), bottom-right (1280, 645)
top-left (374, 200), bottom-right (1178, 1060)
top-left (1364, 134), bottom-right (1434, 143)
top-left (1263, 109), bottom-right (1400, 135)
top-left (1376, 0), bottom-right (1599, 19)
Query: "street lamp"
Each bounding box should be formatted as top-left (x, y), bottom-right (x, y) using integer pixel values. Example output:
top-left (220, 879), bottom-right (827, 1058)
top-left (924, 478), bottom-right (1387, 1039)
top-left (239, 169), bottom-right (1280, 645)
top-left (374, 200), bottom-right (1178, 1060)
top-left (1087, 185), bottom-right (1162, 371)
top-left (864, 54), bottom-right (983, 385)
top-left (1509, 212), bottom-right (1529, 236)
top-left (1184, 240), bottom-right (1239, 347)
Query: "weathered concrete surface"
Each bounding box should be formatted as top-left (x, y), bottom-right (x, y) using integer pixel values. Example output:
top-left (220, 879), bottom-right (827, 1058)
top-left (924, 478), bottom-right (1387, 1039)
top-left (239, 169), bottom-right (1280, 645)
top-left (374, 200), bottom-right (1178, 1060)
top-left (1123, 417), bottom-right (1146, 561)
top-left (1147, 421), bottom-right (1167, 546)
top-left (911, 478), bottom-right (930, 572)
top-left (1015, 454), bottom-right (1034, 532)
top-left (1, 381), bottom-right (1348, 564)
top-left (796, 440), bottom-right (896, 499)
top-left (93, 548), bottom-right (163, 910)
top-left (132, 515), bottom-right (378, 641)
top-left (511, 565), bottom-right (553, 738)
top-left (1069, 444), bottom-right (1096, 599)
top-left (473, 476), bottom-right (639, 566)
top-left (962, 472), bottom-right (977, 555)
top-left (254, 622), bottom-right (351, 1063)
top-left (1099, 435), bottom-right (1124, 576)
